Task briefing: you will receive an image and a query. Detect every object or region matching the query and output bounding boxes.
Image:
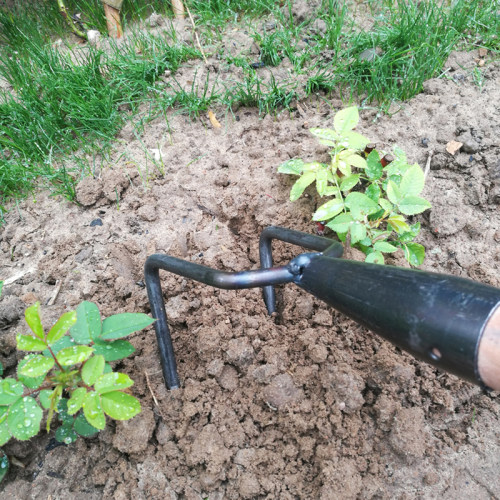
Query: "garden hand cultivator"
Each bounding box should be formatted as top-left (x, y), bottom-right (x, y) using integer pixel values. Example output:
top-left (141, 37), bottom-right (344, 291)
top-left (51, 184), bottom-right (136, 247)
top-left (145, 226), bottom-right (500, 392)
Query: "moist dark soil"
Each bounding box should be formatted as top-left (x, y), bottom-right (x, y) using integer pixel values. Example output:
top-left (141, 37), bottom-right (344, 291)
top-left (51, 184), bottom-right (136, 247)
top-left (1, 11), bottom-right (500, 500)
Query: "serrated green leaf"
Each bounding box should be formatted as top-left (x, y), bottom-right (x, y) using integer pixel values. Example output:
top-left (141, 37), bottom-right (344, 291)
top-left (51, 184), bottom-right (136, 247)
top-left (379, 198), bottom-right (392, 212)
top-left (334, 106), bottom-right (359, 134)
top-left (344, 192), bottom-right (379, 220)
top-left (387, 214), bottom-right (410, 234)
top-left (25, 302), bottom-right (44, 340)
top-left (326, 213), bottom-right (353, 233)
top-left (93, 340), bottom-right (135, 362)
top-left (345, 153), bottom-right (367, 170)
top-left (315, 167), bottom-right (329, 196)
top-left (403, 243), bottom-right (425, 267)
top-left (82, 355), bottom-right (105, 386)
top-left (366, 151), bottom-right (382, 180)
top-left (0, 416), bottom-right (11, 446)
top-left (278, 158), bottom-right (305, 175)
top-left (67, 388), bottom-right (87, 415)
top-left (17, 355), bottom-right (46, 389)
top-left (0, 379), bottom-right (23, 405)
top-left (312, 198), bottom-right (344, 221)
top-left (43, 335), bottom-right (76, 357)
top-left (56, 345), bottom-right (94, 367)
top-left (16, 334), bottom-right (47, 352)
top-left (323, 185), bottom-right (341, 197)
top-left (83, 391), bottom-right (106, 430)
top-left (19, 355), bottom-right (54, 378)
top-left (350, 222), bottom-right (367, 244)
top-left (365, 183), bottom-right (381, 202)
top-left (386, 180), bottom-right (401, 205)
top-left (400, 164), bottom-right (425, 197)
top-left (39, 390), bottom-right (53, 410)
top-left (7, 397), bottom-right (42, 441)
top-left (309, 127), bottom-right (338, 145)
top-left (399, 196), bottom-right (431, 215)
top-left (365, 251), bottom-right (385, 265)
top-left (47, 311), bottom-right (77, 346)
top-left (373, 241), bottom-right (398, 253)
top-left (70, 301), bottom-right (101, 344)
top-left (340, 131), bottom-right (370, 149)
top-left (73, 413), bottom-right (99, 437)
top-left (336, 159), bottom-right (351, 177)
top-left (340, 174), bottom-right (360, 192)
top-left (101, 392), bottom-right (141, 421)
top-left (290, 171), bottom-right (316, 202)
top-left (57, 398), bottom-right (73, 424)
top-left (302, 161), bottom-right (323, 172)
top-left (94, 372), bottom-right (134, 395)
top-left (100, 313), bottom-right (155, 341)
top-left (55, 424), bottom-right (78, 444)
top-left (399, 222), bottom-right (421, 242)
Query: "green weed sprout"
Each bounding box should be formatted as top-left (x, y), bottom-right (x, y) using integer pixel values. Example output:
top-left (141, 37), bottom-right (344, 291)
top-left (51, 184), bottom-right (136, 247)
top-left (0, 301), bottom-right (154, 449)
top-left (278, 106), bottom-right (431, 266)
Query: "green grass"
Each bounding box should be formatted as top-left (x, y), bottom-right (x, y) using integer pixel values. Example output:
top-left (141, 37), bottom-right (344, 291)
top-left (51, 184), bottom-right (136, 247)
top-left (0, 0), bottom-right (498, 222)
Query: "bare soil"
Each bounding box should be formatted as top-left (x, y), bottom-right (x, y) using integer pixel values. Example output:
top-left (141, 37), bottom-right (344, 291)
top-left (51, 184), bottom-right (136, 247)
top-left (1, 14), bottom-right (500, 500)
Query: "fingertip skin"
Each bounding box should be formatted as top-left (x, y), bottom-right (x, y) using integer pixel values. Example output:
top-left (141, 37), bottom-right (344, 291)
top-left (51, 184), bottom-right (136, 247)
top-left (478, 305), bottom-right (500, 391)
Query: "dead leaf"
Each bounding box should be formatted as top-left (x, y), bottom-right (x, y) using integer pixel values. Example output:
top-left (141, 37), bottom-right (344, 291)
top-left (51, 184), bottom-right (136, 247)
top-left (478, 48), bottom-right (488, 58)
top-left (446, 140), bottom-right (463, 155)
top-left (208, 110), bottom-right (221, 128)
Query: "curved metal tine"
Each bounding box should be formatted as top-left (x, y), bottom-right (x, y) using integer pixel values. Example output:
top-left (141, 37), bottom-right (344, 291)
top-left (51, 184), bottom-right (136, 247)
top-left (259, 226), bottom-right (343, 314)
top-left (145, 254), bottom-right (296, 389)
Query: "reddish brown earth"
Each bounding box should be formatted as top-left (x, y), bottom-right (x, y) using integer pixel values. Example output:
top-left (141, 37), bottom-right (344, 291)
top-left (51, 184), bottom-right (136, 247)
top-left (1, 16), bottom-right (499, 500)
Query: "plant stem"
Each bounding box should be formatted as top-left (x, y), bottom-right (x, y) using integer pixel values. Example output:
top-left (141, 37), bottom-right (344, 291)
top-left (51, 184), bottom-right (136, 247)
top-left (56, 0), bottom-right (87, 39)
top-left (48, 345), bottom-right (65, 372)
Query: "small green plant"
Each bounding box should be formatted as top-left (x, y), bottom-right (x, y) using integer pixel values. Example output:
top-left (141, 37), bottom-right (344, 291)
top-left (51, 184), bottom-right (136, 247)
top-left (278, 106), bottom-right (431, 266)
top-left (0, 301), bottom-right (154, 450)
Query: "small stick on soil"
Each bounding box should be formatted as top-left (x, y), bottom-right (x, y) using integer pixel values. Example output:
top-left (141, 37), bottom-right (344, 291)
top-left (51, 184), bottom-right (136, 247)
top-left (145, 371), bottom-right (167, 420)
top-left (185, 4), bottom-right (208, 65)
top-left (47, 280), bottom-right (62, 306)
top-left (424, 150), bottom-right (434, 181)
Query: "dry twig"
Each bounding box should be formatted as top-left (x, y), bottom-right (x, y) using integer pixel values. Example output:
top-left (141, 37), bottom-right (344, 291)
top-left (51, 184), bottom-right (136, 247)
top-left (185, 4), bottom-right (208, 64)
top-left (424, 150), bottom-right (434, 181)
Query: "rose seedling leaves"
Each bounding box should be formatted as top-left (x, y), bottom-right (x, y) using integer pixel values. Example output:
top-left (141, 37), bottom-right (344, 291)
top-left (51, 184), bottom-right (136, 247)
top-left (344, 192), bottom-right (379, 220)
top-left (94, 373), bottom-right (133, 394)
top-left (326, 213), bottom-right (353, 233)
top-left (0, 408), bottom-right (11, 445)
top-left (83, 391), bottom-right (106, 430)
top-left (289, 172), bottom-right (316, 202)
top-left (24, 302), bottom-right (44, 340)
top-left (340, 131), bottom-right (370, 150)
top-left (101, 392), bottom-right (141, 421)
top-left (81, 355), bottom-right (105, 386)
top-left (73, 413), bottom-right (99, 437)
top-left (400, 164), bottom-right (425, 197)
top-left (309, 127), bottom-right (338, 146)
top-left (8, 397), bottom-right (42, 441)
top-left (17, 355), bottom-right (46, 389)
top-left (93, 340), bottom-right (135, 362)
top-left (373, 241), bottom-right (398, 253)
top-left (403, 243), bottom-right (426, 267)
top-left (55, 424), bottom-right (78, 444)
top-left (71, 301), bottom-right (102, 344)
top-left (366, 151), bottom-right (382, 180)
top-left (278, 158), bottom-right (305, 175)
top-left (365, 183), bottom-right (381, 203)
top-left (67, 388), bottom-right (87, 415)
top-left (46, 311), bottom-right (77, 346)
top-left (365, 250), bottom-right (384, 265)
top-left (386, 180), bottom-right (401, 205)
top-left (42, 336), bottom-right (75, 357)
top-left (56, 345), bottom-right (94, 367)
top-left (99, 313), bottom-right (155, 341)
top-left (0, 379), bottom-right (24, 406)
top-left (350, 221), bottom-right (367, 244)
top-left (315, 167), bottom-right (329, 196)
top-left (334, 106), bottom-right (359, 134)
top-left (312, 198), bottom-right (344, 221)
top-left (387, 214), bottom-right (410, 234)
top-left (340, 174), bottom-right (360, 193)
top-left (39, 390), bottom-right (53, 410)
top-left (18, 355), bottom-right (55, 378)
top-left (16, 334), bottom-right (47, 352)
top-left (399, 196), bottom-right (432, 215)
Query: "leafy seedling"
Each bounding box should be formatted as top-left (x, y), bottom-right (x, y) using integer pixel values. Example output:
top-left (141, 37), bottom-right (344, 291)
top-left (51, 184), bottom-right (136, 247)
top-left (0, 301), bottom-right (154, 451)
top-left (278, 106), bottom-right (431, 265)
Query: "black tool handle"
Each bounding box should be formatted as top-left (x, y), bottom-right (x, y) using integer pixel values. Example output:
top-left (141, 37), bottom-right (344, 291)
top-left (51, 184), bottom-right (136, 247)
top-left (294, 255), bottom-right (500, 390)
